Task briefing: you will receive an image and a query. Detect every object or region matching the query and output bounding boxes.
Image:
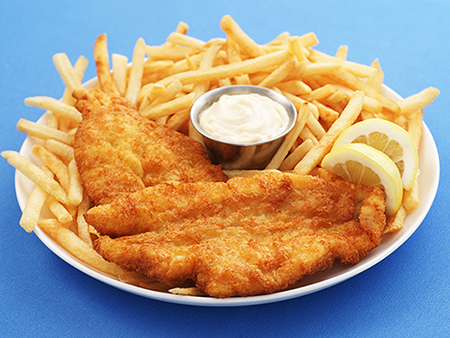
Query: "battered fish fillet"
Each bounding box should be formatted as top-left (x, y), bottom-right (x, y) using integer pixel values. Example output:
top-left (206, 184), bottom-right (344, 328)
top-left (73, 88), bottom-right (228, 205)
top-left (91, 169), bottom-right (387, 298)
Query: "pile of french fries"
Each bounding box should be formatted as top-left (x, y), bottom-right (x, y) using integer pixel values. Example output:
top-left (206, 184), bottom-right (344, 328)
top-left (2, 15), bottom-right (439, 295)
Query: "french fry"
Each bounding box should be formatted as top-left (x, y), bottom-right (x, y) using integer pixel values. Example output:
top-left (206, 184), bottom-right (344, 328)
top-left (118, 271), bottom-right (155, 286)
top-left (112, 53), bottom-right (129, 97)
top-left (52, 53), bottom-right (84, 94)
top-left (220, 15), bottom-right (265, 57)
top-left (31, 145), bottom-right (70, 192)
top-left (288, 36), bottom-right (308, 62)
top-left (60, 55), bottom-right (89, 106)
top-left (19, 173), bottom-right (48, 233)
top-left (67, 159), bottom-right (83, 206)
top-left (279, 139), bottom-right (314, 171)
top-left (24, 96), bottom-right (82, 125)
top-left (148, 79), bottom-right (183, 108)
top-left (2, 151), bottom-right (69, 205)
top-left (297, 32), bottom-right (319, 48)
top-left (125, 38), bottom-right (146, 106)
top-left (398, 87), bottom-right (440, 115)
top-left (44, 139), bottom-right (74, 164)
top-left (94, 34), bottom-right (119, 94)
top-left (225, 36), bottom-right (252, 85)
top-left (167, 32), bottom-right (206, 50)
top-left (38, 219), bottom-right (125, 276)
top-left (17, 119), bottom-right (74, 145)
top-left (308, 49), bottom-right (377, 78)
top-left (140, 92), bottom-right (195, 119)
top-left (144, 45), bottom-right (198, 61)
top-left (40, 166), bottom-right (72, 225)
top-left (77, 193), bottom-right (93, 247)
top-left (258, 56), bottom-right (304, 88)
top-left (294, 91), bottom-right (365, 175)
top-left (275, 80), bottom-right (311, 95)
top-left (169, 287), bottom-right (207, 296)
top-left (367, 58), bottom-right (384, 93)
top-left (335, 45), bottom-right (348, 60)
top-left (265, 102), bottom-right (310, 170)
top-left (385, 205), bottom-right (407, 233)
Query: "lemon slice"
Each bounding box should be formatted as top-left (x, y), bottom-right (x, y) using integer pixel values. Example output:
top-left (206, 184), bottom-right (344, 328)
top-left (333, 119), bottom-right (418, 190)
top-left (321, 143), bottom-right (403, 215)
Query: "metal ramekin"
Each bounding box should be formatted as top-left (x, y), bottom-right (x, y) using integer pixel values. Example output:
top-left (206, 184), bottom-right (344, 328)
top-left (190, 85), bottom-right (297, 170)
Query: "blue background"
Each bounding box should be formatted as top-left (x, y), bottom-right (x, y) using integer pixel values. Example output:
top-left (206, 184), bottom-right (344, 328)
top-left (1, 1), bottom-right (448, 337)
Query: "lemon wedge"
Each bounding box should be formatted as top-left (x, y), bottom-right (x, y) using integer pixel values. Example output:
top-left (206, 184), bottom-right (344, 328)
top-left (333, 119), bottom-right (418, 190)
top-left (321, 143), bottom-right (403, 215)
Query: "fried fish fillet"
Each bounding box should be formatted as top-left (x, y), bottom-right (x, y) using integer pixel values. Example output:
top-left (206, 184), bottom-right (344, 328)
top-left (73, 89), bottom-right (227, 205)
top-left (91, 169), bottom-right (387, 298)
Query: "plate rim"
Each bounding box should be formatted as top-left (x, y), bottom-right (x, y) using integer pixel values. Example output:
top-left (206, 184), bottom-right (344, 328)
top-left (13, 83), bottom-right (440, 307)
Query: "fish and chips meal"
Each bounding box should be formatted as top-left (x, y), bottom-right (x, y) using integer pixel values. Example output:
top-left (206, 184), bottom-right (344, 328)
top-left (2, 15), bottom-right (440, 298)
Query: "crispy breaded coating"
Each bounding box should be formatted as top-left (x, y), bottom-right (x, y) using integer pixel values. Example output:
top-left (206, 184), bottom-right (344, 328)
top-left (92, 170), bottom-right (386, 298)
top-left (73, 89), bottom-right (227, 205)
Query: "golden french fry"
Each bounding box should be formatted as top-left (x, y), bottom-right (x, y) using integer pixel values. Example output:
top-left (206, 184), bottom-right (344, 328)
top-left (24, 96), bottom-right (82, 124)
top-left (398, 87), bottom-right (440, 115)
top-left (144, 45), bottom-right (198, 61)
top-left (149, 79), bottom-right (183, 108)
top-left (335, 45), bottom-right (348, 60)
top-left (44, 139), bottom-right (74, 164)
top-left (125, 38), bottom-right (146, 106)
top-left (265, 102), bottom-right (310, 170)
top-left (38, 219), bottom-right (125, 276)
top-left (367, 58), bottom-right (384, 93)
top-left (19, 175), bottom-right (48, 233)
top-left (31, 145), bottom-right (70, 192)
top-left (17, 119), bottom-right (74, 145)
top-left (60, 55), bottom-right (89, 106)
top-left (407, 109), bottom-right (424, 148)
top-left (94, 34), bottom-right (119, 94)
top-left (68, 159), bottom-right (83, 206)
top-left (112, 53), bottom-right (129, 97)
top-left (275, 80), bottom-right (311, 95)
top-left (40, 166), bottom-right (72, 225)
top-left (225, 36), bottom-right (252, 85)
top-left (52, 53), bottom-right (84, 94)
top-left (258, 57), bottom-right (304, 88)
top-left (118, 271), bottom-right (155, 286)
top-left (294, 91), bottom-right (365, 175)
top-left (169, 287), bottom-right (207, 296)
top-left (288, 36), bottom-right (308, 62)
top-left (166, 109), bottom-right (190, 131)
top-left (279, 139), bottom-right (314, 171)
top-left (2, 151), bottom-right (69, 205)
top-left (306, 112), bottom-right (326, 140)
top-left (308, 49), bottom-right (376, 78)
top-left (167, 32), bottom-right (206, 50)
top-left (302, 63), bottom-right (341, 77)
top-left (297, 32), bottom-right (319, 48)
top-left (385, 205), bottom-right (407, 233)
top-left (77, 193), bottom-right (93, 247)
top-left (311, 100), bottom-right (339, 125)
top-left (403, 178), bottom-right (420, 212)
top-left (220, 15), bottom-right (265, 57)
top-left (141, 92), bottom-right (195, 119)
top-left (328, 68), bottom-right (400, 114)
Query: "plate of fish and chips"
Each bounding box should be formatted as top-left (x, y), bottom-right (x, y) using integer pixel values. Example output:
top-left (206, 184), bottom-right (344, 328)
top-left (8, 16), bottom-right (440, 306)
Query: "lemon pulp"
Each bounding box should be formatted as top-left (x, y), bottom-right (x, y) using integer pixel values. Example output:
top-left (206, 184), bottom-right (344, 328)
top-left (333, 119), bottom-right (418, 190)
top-left (321, 143), bottom-right (403, 215)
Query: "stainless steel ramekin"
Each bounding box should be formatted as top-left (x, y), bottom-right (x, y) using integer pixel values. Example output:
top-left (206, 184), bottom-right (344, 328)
top-left (190, 85), bottom-right (297, 170)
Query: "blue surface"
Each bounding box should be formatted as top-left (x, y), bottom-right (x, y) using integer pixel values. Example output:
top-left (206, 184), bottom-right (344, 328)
top-left (1, 0), bottom-right (449, 337)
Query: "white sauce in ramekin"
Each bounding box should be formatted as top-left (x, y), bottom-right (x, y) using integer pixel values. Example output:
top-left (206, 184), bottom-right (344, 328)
top-left (198, 93), bottom-right (290, 143)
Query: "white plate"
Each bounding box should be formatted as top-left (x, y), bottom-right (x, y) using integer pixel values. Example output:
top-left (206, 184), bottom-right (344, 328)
top-left (14, 82), bottom-right (439, 307)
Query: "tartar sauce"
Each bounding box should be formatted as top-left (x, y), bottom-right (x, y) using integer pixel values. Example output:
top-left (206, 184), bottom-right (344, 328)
top-left (198, 93), bottom-right (290, 144)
